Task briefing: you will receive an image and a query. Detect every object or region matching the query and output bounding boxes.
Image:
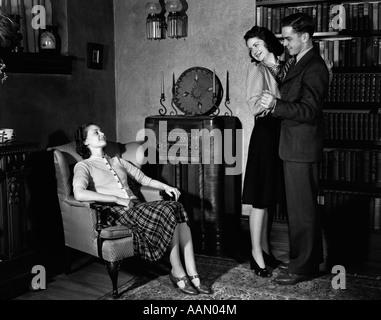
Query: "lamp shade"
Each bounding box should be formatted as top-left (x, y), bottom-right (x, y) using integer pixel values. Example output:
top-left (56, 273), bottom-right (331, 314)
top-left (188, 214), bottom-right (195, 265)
top-left (145, 0), bottom-right (162, 14)
top-left (165, 0), bottom-right (182, 12)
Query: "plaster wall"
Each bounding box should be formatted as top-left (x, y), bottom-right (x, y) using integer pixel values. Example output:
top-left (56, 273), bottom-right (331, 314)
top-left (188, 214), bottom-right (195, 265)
top-left (0, 0), bottom-right (116, 148)
top-left (115, 0), bottom-right (258, 215)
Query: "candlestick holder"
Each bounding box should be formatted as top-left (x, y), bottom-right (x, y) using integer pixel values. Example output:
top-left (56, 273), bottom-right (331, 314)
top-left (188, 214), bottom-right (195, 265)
top-left (170, 97), bottom-right (179, 115)
top-left (224, 97), bottom-right (233, 117)
top-left (159, 93), bottom-right (168, 115)
top-left (210, 93), bottom-right (220, 116)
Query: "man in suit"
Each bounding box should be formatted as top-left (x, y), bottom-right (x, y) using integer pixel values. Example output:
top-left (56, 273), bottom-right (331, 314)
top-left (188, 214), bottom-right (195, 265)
top-left (260, 12), bottom-right (329, 285)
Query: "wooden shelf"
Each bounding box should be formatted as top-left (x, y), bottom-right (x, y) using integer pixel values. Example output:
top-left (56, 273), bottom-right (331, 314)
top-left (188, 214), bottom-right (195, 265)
top-left (324, 140), bottom-right (381, 149)
top-left (323, 102), bottom-right (381, 109)
top-left (332, 66), bottom-right (381, 73)
top-left (275, 31), bottom-right (339, 38)
top-left (256, 0), bottom-right (327, 6)
top-left (1, 52), bottom-right (74, 75)
top-left (322, 180), bottom-right (381, 194)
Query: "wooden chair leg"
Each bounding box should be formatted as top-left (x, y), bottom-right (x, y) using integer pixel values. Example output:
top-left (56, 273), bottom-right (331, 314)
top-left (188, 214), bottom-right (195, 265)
top-left (105, 260), bottom-right (122, 299)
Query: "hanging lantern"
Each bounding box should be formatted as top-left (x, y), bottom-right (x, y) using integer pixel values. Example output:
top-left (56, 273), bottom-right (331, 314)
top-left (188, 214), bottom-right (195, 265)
top-left (165, 0), bottom-right (187, 39)
top-left (146, 0), bottom-right (166, 40)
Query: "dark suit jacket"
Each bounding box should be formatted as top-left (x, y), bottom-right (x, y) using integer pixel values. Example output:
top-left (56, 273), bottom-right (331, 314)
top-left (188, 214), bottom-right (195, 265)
top-left (273, 48), bottom-right (329, 162)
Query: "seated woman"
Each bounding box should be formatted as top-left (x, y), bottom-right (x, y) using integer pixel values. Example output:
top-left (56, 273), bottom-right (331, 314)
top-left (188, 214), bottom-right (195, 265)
top-left (72, 122), bottom-right (212, 296)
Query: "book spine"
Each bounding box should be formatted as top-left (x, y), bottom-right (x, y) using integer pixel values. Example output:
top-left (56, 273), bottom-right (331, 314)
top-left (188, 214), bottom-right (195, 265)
top-left (363, 1), bottom-right (369, 31)
top-left (377, 151), bottom-right (381, 182)
top-left (256, 6), bottom-right (261, 27)
top-left (374, 2), bottom-right (379, 30)
top-left (374, 197), bottom-right (381, 230)
top-left (317, 4), bottom-right (322, 32)
top-left (358, 2), bottom-right (364, 31)
top-left (322, 3), bottom-right (328, 32)
top-left (333, 40), bottom-right (340, 67)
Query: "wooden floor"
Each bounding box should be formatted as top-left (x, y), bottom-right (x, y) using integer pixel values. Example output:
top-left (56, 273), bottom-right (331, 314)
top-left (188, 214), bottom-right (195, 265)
top-left (11, 220), bottom-right (381, 300)
top-left (14, 260), bottom-right (128, 300)
top-left (12, 254), bottom-right (172, 300)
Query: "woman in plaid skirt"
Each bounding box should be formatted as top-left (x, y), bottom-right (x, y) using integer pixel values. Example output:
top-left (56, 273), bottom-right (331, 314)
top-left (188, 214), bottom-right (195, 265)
top-left (73, 123), bottom-right (212, 296)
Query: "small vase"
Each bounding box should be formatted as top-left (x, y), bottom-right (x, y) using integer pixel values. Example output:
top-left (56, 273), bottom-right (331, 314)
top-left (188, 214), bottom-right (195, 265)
top-left (39, 26), bottom-right (60, 54)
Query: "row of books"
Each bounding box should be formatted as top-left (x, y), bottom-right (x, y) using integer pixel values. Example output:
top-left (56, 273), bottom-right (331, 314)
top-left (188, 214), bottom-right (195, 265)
top-left (318, 190), bottom-right (381, 231)
top-left (323, 111), bottom-right (381, 141)
top-left (256, 2), bottom-right (381, 34)
top-left (326, 73), bottom-right (380, 103)
top-left (315, 37), bottom-right (381, 67)
top-left (0, 0), bottom-right (53, 53)
top-left (320, 149), bottom-right (381, 183)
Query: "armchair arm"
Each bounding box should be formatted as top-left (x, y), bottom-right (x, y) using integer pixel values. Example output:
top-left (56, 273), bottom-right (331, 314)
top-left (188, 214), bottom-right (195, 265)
top-left (140, 185), bottom-right (163, 202)
top-left (99, 226), bottom-right (133, 240)
top-left (89, 203), bottom-right (132, 260)
top-left (140, 186), bottom-right (175, 202)
top-left (64, 196), bottom-right (92, 208)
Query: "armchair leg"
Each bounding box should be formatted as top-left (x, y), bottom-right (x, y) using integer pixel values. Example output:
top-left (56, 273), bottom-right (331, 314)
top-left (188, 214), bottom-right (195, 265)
top-left (105, 260), bottom-right (122, 299)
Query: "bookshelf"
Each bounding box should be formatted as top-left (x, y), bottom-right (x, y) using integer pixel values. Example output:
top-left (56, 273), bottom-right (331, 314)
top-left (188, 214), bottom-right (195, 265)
top-left (255, 0), bottom-right (381, 267)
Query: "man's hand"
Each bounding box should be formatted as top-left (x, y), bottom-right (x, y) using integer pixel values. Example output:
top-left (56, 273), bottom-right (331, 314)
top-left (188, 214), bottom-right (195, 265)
top-left (260, 90), bottom-right (276, 110)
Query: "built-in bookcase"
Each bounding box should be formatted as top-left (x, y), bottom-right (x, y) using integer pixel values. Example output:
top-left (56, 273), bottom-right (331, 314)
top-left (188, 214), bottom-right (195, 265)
top-left (255, 0), bottom-right (381, 267)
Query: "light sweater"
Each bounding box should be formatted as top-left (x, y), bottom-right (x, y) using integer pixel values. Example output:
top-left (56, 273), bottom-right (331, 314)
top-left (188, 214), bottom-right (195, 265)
top-left (73, 155), bottom-right (152, 202)
top-left (245, 62), bottom-right (281, 119)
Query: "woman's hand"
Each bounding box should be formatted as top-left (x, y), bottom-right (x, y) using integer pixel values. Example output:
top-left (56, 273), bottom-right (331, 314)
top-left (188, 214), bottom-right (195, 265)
top-left (163, 185), bottom-right (181, 201)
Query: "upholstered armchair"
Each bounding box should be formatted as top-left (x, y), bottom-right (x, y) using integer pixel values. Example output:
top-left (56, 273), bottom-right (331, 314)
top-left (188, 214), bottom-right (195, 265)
top-left (49, 140), bottom-right (163, 299)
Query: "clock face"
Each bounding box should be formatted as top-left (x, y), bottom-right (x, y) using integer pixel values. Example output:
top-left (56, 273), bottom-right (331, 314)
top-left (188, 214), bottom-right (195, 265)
top-left (174, 67), bottom-right (223, 116)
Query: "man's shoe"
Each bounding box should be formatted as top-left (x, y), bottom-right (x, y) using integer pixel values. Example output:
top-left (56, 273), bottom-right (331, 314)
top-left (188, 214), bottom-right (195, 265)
top-left (273, 272), bottom-right (315, 285)
top-left (277, 262), bottom-right (289, 271)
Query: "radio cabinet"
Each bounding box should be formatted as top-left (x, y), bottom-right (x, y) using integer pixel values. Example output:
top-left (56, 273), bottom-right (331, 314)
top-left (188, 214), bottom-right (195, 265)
top-left (145, 116), bottom-right (242, 256)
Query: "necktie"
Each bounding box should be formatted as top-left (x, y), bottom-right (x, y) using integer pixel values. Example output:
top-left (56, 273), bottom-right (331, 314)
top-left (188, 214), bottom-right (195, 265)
top-left (280, 57), bottom-right (296, 81)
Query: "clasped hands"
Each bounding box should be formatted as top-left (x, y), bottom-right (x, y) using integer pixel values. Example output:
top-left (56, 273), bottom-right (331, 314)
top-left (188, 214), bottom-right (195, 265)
top-left (260, 90), bottom-right (277, 111)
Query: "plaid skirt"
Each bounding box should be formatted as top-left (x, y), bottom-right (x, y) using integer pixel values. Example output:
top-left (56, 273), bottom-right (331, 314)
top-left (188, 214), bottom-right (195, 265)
top-left (96, 200), bottom-right (189, 261)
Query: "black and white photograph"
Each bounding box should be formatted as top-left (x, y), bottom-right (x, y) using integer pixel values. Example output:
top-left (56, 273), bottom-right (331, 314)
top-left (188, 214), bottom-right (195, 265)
top-left (0, 0), bottom-right (380, 309)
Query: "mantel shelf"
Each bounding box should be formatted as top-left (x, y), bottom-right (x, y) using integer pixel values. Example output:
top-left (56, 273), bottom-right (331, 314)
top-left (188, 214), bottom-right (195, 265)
top-left (0, 52), bottom-right (75, 75)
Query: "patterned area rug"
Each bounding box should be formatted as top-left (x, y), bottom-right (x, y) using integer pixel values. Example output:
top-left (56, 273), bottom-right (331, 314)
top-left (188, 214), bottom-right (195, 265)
top-left (100, 255), bottom-right (381, 300)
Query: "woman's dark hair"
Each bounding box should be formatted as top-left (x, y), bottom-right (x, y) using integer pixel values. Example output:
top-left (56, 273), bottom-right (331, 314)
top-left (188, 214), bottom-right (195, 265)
top-left (281, 12), bottom-right (315, 38)
top-left (75, 122), bottom-right (94, 159)
top-left (243, 25), bottom-right (284, 62)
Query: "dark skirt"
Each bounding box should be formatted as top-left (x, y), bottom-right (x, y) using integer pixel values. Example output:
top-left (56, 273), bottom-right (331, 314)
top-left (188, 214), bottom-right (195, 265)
top-left (97, 200), bottom-right (189, 261)
top-left (242, 115), bottom-right (285, 208)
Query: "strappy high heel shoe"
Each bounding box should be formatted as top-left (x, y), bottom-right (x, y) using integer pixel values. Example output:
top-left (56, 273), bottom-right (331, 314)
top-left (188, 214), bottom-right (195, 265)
top-left (188, 274), bottom-right (213, 294)
top-left (262, 250), bottom-right (283, 269)
top-left (249, 255), bottom-right (270, 277)
top-left (169, 272), bottom-right (199, 295)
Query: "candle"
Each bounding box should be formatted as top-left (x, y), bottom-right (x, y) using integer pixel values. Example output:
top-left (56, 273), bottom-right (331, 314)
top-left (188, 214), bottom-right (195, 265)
top-left (161, 71), bottom-right (164, 96)
top-left (213, 69), bottom-right (216, 95)
top-left (226, 70), bottom-right (230, 101)
top-left (172, 73), bottom-right (176, 99)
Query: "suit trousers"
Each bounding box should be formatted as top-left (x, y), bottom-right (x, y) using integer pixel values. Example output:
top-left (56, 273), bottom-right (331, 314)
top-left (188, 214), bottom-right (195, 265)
top-left (283, 161), bottom-right (324, 275)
